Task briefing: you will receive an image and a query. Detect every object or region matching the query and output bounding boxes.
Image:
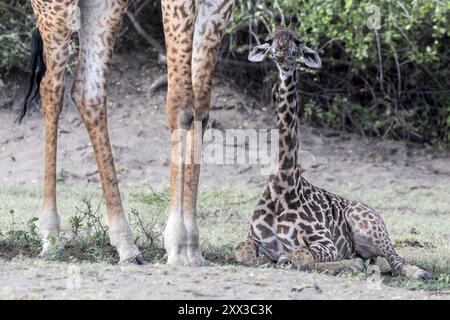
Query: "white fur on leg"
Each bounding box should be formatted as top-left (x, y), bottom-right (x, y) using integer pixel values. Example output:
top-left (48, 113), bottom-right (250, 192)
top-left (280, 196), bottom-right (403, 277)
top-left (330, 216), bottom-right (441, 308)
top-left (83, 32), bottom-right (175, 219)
top-left (38, 208), bottom-right (62, 257)
top-left (109, 218), bottom-right (140, 263)
top-left (164, 213), bottom-right (189, 265)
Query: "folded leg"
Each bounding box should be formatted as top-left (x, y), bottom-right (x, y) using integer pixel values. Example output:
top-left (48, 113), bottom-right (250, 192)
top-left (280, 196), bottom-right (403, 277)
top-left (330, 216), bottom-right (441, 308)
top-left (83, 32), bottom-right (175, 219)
top-left (235, 239), bottom-right (272, 266)
top-left (345, 202), bottom-right (432, 279)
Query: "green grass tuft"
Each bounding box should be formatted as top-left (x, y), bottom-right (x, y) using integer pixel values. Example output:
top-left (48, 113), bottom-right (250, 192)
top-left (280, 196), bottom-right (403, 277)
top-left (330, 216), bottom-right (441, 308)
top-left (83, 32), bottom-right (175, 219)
top-left (0, 183), bottom-right (449, 291)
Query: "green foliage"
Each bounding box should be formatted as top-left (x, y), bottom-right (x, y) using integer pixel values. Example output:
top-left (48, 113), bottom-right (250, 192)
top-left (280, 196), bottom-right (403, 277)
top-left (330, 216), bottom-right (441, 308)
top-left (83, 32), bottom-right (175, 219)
top-left (389, 273), bottom-right (450, 292)
top-left (1, 0), bottom-right (448, 145)
top-left (2, 215), bottom-right (42, 255)
top-left (228, 0), bottom-right (450, 146)
top-left (0, 1), bottom-right (34, 79)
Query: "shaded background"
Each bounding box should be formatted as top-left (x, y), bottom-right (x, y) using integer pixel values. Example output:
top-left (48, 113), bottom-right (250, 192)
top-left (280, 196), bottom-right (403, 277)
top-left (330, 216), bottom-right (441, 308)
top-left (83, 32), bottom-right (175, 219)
top-left (0, 0), bottom-right (449, 145)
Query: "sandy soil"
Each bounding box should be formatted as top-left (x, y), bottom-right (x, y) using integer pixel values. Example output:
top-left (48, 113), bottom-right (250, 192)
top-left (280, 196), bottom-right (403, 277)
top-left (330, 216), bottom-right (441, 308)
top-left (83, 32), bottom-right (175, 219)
top-left (0, 259), bottom-right (443, 300)
top-left (0, 51), bottom-right (449, 300)
top-left (1, 51), bottom-right (449, 191)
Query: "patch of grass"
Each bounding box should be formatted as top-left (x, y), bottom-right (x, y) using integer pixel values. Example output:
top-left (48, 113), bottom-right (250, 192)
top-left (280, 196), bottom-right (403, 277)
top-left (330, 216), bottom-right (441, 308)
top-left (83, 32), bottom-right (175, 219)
top-left (0, 212), bottom-right (41, 258)
top-left (388, 273), bottom-right (450, 292)
top-left (337, 183), bottom-right (450, 215)
top-left (0, 183), bottom-right (449, 291)
top-left (0, 189), bottom-right (165, 263)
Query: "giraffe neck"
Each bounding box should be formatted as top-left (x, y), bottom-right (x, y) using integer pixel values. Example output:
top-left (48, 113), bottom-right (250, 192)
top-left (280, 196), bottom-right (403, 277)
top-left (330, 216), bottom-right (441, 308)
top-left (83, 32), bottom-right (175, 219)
top-left (275, 66), bottom-right (299, 173)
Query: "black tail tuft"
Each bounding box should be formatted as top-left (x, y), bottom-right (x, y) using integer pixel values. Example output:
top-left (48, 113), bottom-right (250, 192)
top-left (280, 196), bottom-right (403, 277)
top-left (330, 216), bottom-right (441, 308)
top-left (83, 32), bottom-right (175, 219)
top-left (17, 28), bottom-right (46, 123)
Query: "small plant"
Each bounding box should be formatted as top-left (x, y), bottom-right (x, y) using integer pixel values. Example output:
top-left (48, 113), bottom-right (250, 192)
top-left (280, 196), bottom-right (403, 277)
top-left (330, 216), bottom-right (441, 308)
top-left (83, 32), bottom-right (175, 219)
top-left (72, 198), bottom-right (110, 245)
top-left (131, 185), bottom-right (169, 206)
top-left (69, 215), bottom-right (83, 237)
top-left (129, 208), bottom-right (165, 261)
top-left (130, 208), bottom-right (162, 248)
top-left (3, 216), bottom-right (42, 256)
top-left (65, 198), bottom-right (114, 262)
top-left (437, 274), bottom-right (450, 286)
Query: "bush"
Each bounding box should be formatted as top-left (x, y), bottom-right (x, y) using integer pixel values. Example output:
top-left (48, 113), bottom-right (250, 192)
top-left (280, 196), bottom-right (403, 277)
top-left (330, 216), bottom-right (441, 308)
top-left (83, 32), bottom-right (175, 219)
top-left (0, 1), bottom-right (34, 76)
top-left (226, 0), bottom-right (450, 146)
top-left (1, 0), bottom-right (448, 146)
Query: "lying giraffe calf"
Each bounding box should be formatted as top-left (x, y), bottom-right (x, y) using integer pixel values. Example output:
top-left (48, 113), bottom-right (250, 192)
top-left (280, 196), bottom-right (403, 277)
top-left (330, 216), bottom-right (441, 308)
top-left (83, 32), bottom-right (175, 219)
top-left (235, 14), bottom-right (432, 280)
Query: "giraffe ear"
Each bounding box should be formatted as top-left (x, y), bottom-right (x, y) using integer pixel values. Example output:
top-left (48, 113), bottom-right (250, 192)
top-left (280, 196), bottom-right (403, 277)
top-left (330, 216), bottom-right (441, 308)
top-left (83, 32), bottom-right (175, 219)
top-left (300, 45), bottom-right (321, 69)
top-left (248, 43), bottom-right (271, 62)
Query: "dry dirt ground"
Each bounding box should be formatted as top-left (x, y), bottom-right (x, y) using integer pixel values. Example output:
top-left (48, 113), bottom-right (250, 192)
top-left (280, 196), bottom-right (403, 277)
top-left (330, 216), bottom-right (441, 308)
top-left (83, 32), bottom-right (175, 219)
top-left (0, 50), bottom-right (449, 299)
top-left (0, 260), bottom-right (440, 300)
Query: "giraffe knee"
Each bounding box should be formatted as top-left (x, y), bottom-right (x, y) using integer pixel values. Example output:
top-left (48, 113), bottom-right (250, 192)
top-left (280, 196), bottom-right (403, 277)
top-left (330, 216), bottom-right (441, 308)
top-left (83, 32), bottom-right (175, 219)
top-left (71, 82), bottom-right (107, 128)
top-left (40, 73), bottom-right (65, 116)
top-left (167, 109), bottom-right (194, 131)
top-left (195, 108), bottom-right (209, 130)
top-left (71, 78), bottom-right (106, 107)
top-left (179, 110), bottom-right (194, 129)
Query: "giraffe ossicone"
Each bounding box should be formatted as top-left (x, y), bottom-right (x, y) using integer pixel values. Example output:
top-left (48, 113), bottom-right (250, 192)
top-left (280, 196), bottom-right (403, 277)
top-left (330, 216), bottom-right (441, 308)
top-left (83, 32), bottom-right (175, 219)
top-left (235, 14), bottom-right (433, 280)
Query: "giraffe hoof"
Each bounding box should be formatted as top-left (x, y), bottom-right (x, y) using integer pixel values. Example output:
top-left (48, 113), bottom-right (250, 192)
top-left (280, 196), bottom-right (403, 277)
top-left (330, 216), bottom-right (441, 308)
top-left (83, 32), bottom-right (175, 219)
top-left (130, 256), bottom-right (146, 265)
top-left (167, 250), bottom-right (190, 266)
top-left (350, 257), bottom-right (365, 272)
top-left (399, 264), bottom-right (433, 280)
top-left (134, 256), bottom-right (146, 265)
top-left (189, 256), bottom-right (207, 267)
top-left (188, 248), bottom-right (207, 266)
top-left (277, 255), bottom-right (292, 266)
top-left (39, 240), bottom-right (64, 259)
top-left (118, 251), bottom-right (146, 265)
top-left (420, 270), bottom-right (434, 281)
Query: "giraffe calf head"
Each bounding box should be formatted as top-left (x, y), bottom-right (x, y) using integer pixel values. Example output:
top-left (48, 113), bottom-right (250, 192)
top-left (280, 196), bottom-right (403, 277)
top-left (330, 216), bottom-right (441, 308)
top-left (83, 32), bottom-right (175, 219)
top-left (248, 14), bottom-right (321, 69)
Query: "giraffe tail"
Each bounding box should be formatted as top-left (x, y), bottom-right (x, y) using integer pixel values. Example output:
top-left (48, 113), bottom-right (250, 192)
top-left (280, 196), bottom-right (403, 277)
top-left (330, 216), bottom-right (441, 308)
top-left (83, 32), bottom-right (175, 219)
top-left (17, 28), bottom-right (46, 123)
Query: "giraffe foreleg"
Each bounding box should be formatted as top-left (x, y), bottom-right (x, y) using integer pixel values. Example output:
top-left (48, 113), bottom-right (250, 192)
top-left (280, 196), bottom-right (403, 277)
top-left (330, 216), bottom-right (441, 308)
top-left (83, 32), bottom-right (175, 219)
top-left (183, 128), bottom-right (205, 265)
top-left (183, 0), bottom-right (235, 266)
top-left (279, 249), bottom-right (364, 274)
top-left (161, 0), bottom-right (196, 266)
top-left (235, 189), bottom-right (278, 266)
top-left (30, 0), bottom-right (74, 257)
top-left (235, 240), bottom-right (272, 266)
top-left (71, 0), bottom-right (141, 264)
top-left (279, 234), bottom-right (364, 274)
top-left (164, 127), bottom-right (190, 265)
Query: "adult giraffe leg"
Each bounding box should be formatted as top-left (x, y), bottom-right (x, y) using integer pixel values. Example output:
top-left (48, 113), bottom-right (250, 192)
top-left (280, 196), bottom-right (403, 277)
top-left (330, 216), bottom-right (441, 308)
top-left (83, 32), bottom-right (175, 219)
top-left (161, 0), bottom-right (196, 265)
top-left (30, 0), bottom-right (74, 256)
top-left (183, 0), bottom-right (235, 265)
top-left (71, 0), bottom-right (141, 263)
